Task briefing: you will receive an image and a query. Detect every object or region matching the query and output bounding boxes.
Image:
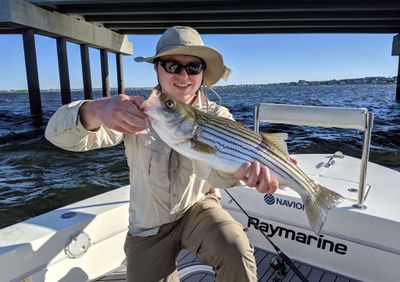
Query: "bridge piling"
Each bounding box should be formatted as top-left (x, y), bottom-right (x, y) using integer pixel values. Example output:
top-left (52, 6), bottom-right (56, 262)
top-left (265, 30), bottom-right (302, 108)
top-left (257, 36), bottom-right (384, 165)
top-left (22, 29), bottom-right (42, 115)
top-left (116, 53), bottom-right (125, 94)
top-left (101, 49), bottom-right (110, 97)
top-left (80, 44), bottom-right (92, 100)
top-left (56, 37), bottom-right (71, 105)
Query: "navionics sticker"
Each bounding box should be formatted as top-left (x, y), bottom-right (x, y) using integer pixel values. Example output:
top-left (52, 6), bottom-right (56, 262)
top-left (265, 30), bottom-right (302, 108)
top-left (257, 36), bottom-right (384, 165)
top-left (264, 194), bottom-right (304, 210)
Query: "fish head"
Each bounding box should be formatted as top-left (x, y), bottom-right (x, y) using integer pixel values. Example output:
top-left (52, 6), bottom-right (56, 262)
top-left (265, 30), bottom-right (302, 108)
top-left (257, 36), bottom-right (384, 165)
top-left (142, 89), bottom-right (197, 145)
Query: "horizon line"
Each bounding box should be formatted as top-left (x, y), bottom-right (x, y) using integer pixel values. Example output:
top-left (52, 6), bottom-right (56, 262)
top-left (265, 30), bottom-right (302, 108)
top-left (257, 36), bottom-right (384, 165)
top-left (1, 75), bottom-right (397, 92)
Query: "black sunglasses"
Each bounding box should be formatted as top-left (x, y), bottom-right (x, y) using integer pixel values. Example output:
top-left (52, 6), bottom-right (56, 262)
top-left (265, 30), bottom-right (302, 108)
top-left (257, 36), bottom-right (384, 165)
top-left (155, 59), bottom-right (206, 75)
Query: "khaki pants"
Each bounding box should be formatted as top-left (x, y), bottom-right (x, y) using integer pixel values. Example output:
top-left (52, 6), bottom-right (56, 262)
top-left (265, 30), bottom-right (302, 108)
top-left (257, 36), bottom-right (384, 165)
top-left (124, 194), bottom-right (257, 282)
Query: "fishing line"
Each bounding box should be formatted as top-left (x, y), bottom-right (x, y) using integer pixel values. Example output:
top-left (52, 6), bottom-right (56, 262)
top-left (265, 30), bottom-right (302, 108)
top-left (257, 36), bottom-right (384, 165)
top-left (223, 189), bottom-right (309, 282)
top-left (202, 84), bottom-right (222, 106)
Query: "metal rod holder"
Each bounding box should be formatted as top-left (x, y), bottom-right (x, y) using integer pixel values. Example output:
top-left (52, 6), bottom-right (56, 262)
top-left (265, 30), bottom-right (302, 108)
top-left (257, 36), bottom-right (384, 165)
top-left (254, 105), bottom-right (260, 134)
top-left (356, 112), bottom-right (374, 208)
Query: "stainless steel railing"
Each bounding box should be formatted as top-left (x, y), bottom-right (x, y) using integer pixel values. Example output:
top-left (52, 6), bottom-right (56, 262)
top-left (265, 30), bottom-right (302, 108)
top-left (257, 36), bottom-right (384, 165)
top-left (253, 103), bottom-right (374, 208)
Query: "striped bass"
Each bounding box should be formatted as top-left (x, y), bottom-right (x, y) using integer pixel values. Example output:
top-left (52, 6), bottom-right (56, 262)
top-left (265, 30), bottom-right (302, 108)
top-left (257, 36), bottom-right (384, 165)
top-left (142, 90), bottom-right (344, 234)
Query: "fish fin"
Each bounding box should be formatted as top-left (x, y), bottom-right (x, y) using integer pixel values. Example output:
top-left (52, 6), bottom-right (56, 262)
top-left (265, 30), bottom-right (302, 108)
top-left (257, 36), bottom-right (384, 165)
top-left (261, 133), bottom-right (289, 156)
top-left (301, 183), bottom-right (344, 234)
top-left (191, 139), bottom-right (216, 154)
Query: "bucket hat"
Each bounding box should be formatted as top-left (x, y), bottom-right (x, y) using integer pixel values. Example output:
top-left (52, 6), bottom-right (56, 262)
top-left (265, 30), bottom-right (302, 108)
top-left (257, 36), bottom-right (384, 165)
top-left (134, 26), bottom-right (225, 86)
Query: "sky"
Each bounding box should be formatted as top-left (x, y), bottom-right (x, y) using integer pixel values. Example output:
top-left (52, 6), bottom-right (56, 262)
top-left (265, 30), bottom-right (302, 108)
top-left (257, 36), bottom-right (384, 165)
top-left (0, 33), bottom-right (398, 90)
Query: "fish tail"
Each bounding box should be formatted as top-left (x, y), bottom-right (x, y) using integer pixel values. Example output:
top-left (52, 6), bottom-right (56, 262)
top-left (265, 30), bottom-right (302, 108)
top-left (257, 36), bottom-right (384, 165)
top-left (301, 184), bottom-right (344, 235)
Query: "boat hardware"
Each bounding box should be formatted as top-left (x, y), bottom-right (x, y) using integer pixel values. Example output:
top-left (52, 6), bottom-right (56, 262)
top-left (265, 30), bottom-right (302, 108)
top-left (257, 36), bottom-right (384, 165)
top-left (61, 211), bottom-right (77, 219)
top-left (356, 112), bottom-right (374, 209)
top-left (64, 231), bottom-right (92, 259)
top-left (224, 189), bottom-right (308, 282)
top-left (325, 151), bottom-right (345, 168)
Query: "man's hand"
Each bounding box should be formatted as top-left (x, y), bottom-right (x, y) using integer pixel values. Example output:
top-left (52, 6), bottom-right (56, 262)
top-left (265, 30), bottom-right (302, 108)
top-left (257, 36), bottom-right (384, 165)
top-left (234, 161), bottom-right (278, 194)
top-left (79, 94), bottom-right (147, 134)
top-left (233, 157), bottom-right (298, 194)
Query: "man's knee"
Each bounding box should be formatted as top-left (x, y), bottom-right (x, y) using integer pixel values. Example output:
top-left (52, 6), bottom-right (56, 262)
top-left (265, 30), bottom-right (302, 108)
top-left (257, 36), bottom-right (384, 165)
top-left (199, 224), bottom-right (255, 265)
top-left (221, 234), bottom-right (255, 266)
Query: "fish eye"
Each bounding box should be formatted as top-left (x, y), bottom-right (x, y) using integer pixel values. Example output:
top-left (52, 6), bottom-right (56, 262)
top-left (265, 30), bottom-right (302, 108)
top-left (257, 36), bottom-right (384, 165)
top-left (165, 100), bottom-right (175, 108)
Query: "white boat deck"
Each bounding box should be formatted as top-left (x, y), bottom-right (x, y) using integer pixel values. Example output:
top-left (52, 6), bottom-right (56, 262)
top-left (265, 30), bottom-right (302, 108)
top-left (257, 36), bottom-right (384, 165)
top-left (95, 247), bottom-right (359, 282)
top-left (1, 153), bottom-right (398, 281)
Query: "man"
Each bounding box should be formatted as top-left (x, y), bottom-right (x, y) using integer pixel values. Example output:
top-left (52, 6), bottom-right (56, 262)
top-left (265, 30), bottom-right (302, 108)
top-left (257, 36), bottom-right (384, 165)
top-left (45, 26), bottom-right (279, 282)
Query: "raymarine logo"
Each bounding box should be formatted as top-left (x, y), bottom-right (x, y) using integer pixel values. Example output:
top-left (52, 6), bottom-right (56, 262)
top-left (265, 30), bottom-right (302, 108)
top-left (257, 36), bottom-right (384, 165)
top-left (264, 195), bottom-right (304, 210)
top-left (248, 216), bottom-right (348, 255)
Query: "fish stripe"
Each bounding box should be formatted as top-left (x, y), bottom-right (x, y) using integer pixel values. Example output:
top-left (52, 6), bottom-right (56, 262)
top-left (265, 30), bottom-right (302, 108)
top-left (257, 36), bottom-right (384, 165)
top-left (199, 121), bottom-right (315, 190)
top-left (198, 117), bottom-right (316, 189)
top-left (199, 126), bottom-right (308, 186)
top-left (199, 115), bottom-right (263, 145)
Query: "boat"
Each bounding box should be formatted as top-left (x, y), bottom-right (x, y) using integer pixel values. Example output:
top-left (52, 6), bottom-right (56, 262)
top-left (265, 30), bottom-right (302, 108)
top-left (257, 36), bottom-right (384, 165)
top-left (1, 1), bottom-right (400, 281)
top-left (1, 101), bottom-right (399, 282)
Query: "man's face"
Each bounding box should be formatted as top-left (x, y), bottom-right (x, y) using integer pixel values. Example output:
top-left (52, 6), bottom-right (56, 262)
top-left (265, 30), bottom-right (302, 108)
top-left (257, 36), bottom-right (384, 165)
top-left (155, 55), bottom-right (204, 104)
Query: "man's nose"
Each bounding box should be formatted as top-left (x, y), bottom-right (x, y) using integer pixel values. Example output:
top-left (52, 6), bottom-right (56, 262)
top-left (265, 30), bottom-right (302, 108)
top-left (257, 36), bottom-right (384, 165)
top-left (177, 68), bottom-right (189, 77)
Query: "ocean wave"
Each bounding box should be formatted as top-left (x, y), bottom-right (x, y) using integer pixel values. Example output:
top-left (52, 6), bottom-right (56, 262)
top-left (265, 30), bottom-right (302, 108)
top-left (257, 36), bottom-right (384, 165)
top-left (0, 84), bottom-right (399, 228)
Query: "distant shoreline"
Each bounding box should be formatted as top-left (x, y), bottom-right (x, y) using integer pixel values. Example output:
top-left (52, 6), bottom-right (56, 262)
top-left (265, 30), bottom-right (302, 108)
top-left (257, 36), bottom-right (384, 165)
top-left (0, 76), bottom-right (396, 93)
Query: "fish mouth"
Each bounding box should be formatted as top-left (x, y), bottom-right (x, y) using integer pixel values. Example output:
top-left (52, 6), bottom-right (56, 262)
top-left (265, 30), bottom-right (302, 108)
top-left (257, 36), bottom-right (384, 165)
top-left (140, 100), bottom-right (149, 111)
top-left (140, 103), bottom-right (152, 115)
top-left (141, 90), bottom-right (162, 112)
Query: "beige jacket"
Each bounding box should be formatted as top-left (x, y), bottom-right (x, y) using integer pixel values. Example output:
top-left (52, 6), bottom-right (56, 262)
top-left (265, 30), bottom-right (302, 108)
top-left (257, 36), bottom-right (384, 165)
top-left (45, 93), bottom-right (240, 236)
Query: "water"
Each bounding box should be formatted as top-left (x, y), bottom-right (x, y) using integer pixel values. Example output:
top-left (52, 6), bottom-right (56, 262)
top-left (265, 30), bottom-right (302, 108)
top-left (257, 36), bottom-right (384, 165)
top-left (0, 84), bottom-right (399, 228)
